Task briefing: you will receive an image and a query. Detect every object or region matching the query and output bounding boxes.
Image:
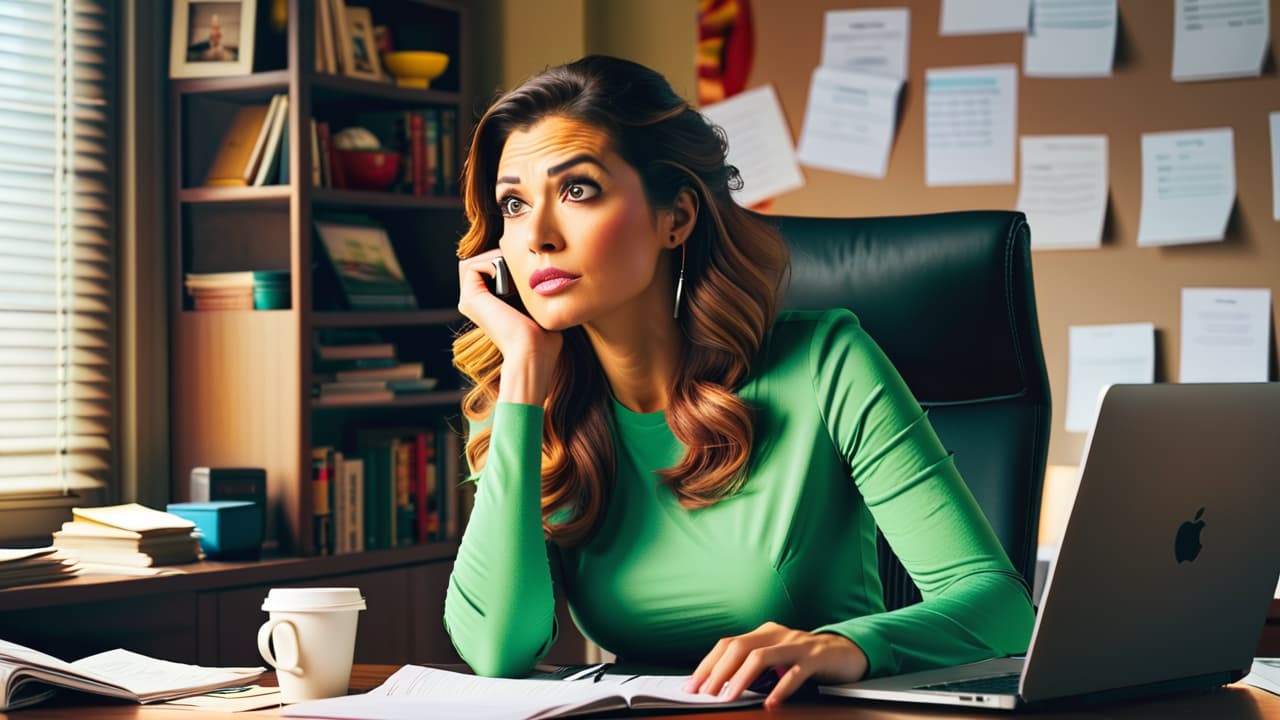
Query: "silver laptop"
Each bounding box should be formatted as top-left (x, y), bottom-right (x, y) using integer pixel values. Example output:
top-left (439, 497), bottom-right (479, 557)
top-left (821, 382), bottom-right (1280, 710)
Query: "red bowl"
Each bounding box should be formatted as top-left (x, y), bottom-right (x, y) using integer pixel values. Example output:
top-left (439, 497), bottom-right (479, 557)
top-left (336, 150), bottom-right (401, 191)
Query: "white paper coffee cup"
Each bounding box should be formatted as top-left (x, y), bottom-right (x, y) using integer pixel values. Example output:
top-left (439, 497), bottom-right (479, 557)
top-left (257, 587), bottom-right (366, 703)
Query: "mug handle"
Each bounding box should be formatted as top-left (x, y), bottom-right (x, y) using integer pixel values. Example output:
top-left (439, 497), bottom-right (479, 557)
top-left (257, 618), bottom-right (303, 676)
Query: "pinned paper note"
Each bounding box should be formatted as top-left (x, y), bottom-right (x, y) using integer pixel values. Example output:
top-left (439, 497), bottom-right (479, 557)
top-left (1024, 0), bottom-right (1116, 77)
top-left (1271, 112), bottom-right (1279, 221)
top-left (1065, 323), bottom-right (1154, 433)
top-left (796, 66), bottom-right (902, 179)
top-left (1180, 288), bottom-right (1272, 383)
top-left (925, 65), bottom-right (1018, 186)
top-left (821, 8), bottom-right (910, 81)
top-left (941, 0), bottom-right (1030, 35)
top-left (700, 85), bottom-right (804, 207)
top-left (1137, 128), bottom-right (1235, 246)
top-left (1016, 135), bottom-right (1108, 250)
top-left (1172, 0), bottom-right (1269, 81)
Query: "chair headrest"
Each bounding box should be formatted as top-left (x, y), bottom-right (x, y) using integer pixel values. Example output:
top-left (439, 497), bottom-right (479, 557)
top-left (765, 210), bottom-right (1046, 405)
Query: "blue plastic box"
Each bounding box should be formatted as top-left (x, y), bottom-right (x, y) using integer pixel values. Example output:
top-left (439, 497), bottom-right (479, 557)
top-left (166, 500), bottom-right (263, 560)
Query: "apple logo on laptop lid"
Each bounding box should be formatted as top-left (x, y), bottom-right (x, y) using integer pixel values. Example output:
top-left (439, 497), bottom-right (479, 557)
top-left (1175, 507), bottom-right (1206, 563)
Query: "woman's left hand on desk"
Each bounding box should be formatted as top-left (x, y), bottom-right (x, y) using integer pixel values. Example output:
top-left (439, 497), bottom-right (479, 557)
top-left (684, 621), bottom-right (869, 708)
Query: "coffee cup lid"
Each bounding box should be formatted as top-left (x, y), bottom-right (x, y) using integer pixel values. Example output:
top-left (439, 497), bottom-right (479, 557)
top-left (261, 587), bottom-right (367, 612)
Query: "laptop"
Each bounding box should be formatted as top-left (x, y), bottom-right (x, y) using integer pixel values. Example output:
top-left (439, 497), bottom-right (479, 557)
top-left (821, 382), bottom-right (1280, 710)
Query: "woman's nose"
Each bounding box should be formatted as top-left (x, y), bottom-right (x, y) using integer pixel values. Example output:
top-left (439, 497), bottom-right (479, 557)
top-left (527, 207), bottom-right (564, 254)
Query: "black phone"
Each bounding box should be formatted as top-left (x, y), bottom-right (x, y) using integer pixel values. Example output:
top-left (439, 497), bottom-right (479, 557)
top-left (489, 257), bottom-right (513, 297)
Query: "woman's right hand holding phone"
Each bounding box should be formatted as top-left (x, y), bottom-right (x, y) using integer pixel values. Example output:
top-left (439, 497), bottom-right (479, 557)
top-left (457, 248), bottom-right (563, 406)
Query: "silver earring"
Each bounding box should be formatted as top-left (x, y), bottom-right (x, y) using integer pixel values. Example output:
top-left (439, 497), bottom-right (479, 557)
top-left (672, 241), bottom-right (685, 320)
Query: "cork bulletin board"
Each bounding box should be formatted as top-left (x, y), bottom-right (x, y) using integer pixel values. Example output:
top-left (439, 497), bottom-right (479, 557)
top-left (745, 0), bottom-right (1280, 469)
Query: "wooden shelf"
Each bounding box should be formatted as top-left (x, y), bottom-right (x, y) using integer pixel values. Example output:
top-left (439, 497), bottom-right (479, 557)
top-left (312, 309), bottom-right (462, 327)
top-left (312, 187), bottom-right (463, 210)
top-left (0, 542), bottom-right (459, 613)
top-left (171, 70), bottom-right (289, 100)
top-left (179, 186), bottom-right (291, 204)
top-left (312, 389), bottom-right (467, 410)
top-left (310, 72), bottom-right (462, 108)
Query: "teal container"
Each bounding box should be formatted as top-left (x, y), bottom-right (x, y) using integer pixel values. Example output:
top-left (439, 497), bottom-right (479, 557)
top-left (166, 500), bottom-right (263, 560)
top-left (253, 270), bottom-right (290, 310)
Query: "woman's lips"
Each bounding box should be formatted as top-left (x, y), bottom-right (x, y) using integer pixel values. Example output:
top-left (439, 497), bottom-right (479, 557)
top-left (529, 268), bottom-right (580, 295)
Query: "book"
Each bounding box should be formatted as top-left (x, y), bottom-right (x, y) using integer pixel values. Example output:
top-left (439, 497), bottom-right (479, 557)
top-left (313, 216), bottom-right (417, 310)
top-left (204, 103), bottom-right (273, 187)
top-left (71, 503), bottom-right (196, 535)
top-left (283, 664), bottom-right (764, 719)
top-left (253, 94), bottom-right (289, 186)
top-left (0, 548), bottom-right (78, 590)
top-left (0, 638), bottom-right (264, 712)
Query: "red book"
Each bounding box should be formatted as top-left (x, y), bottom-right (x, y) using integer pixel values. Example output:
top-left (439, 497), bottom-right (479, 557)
top-left (413, 431), bottom-right (434, 542)
top-left (410, 113), bottom-right (425, 196)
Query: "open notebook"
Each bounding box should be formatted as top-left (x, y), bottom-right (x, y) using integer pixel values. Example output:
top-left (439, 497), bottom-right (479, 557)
top-left (284, 664), bottom-right (764, 720)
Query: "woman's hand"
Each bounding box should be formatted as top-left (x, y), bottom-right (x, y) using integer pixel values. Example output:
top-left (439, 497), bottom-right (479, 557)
top-left (683, 622), bottom-right (869, 708)
top-left (457, 248), bottom-right (563, 405)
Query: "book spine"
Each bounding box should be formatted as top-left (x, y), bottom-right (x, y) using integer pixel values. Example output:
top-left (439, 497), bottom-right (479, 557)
top-left (411, 112), bottom-right (425, 196)
top-left (440, 108), bottom-right (458, 196)
top-left (312, 447), bottom-right (333, 556)
top-left (423, 108), bottom-right (440, 196)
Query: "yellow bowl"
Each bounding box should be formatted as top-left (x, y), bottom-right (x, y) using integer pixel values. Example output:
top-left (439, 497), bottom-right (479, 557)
top-left (382, 51), bottom-right (450, 89)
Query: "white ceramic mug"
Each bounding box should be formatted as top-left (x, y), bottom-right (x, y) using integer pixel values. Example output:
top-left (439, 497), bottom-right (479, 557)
top-left (257, 587), bottom-right (366, 703)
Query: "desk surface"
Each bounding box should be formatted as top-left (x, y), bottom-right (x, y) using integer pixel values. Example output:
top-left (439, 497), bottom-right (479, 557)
top-left (1, 665), bottom-right (1278, 719)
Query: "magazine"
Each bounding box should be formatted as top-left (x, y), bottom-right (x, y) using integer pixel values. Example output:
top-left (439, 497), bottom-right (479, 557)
top-left (314, 217), bottom-right (417, 310)
top-left (0, 639), bottom-right (264, 711)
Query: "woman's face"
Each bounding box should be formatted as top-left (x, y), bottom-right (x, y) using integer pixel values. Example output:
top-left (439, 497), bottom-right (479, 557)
top-left (494, 115), bottom-right (674, 332)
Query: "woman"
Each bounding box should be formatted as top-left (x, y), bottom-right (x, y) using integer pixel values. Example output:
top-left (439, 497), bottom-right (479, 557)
top-left (446, 55), bottom-right (1032, 707)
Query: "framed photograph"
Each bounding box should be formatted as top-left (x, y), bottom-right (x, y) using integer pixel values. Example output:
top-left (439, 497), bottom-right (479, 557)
top-left (314, 217), bottom-right (417, 309)
top-left (170, 0), bottom-right (257, 79)
top-left (341, 6), bottom-right (384, 82)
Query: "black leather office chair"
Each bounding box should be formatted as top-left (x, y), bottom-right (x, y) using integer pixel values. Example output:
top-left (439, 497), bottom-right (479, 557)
top-left (764, 210), bottom-right (1051, 611)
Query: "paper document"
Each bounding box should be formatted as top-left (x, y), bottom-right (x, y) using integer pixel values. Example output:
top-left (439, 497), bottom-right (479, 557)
top-left (1024, 0), bottom-right (1116, 77)
top-left (925, 64), bottom-right (1018, 186)
top-left (796, 67), bottom-right (902, 178)
top-left (1172, 0), bottom-right (1269, 81)
top-left (1016, 135), bottom-right (1108, 250)
top-left (283, 665), bottom-right (763, 720)
top-left (1271, 112), bottom-right (1279, 221)
top-left (941, 0), bottom-right (1030, 35)
top-left (1137, 128), bottom-right (1235, 246)
top-left (1065, 323), bottom-right (1154, 433)
top-left (821, 8), bottom-right (910, 80)
top-left (1179, 288), bottom-right (1272, 383)
top-left (1242, 658), bottom-right (1280, 696)
top-left (700, 85), bottom-right (804, 207)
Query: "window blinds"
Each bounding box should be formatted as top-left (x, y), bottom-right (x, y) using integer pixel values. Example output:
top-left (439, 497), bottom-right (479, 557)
top-left (0, 0), bottom-right (114, 498)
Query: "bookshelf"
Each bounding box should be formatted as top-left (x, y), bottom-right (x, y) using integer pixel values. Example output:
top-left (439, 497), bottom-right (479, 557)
top-left (168, 0), bottom-right (472, 557)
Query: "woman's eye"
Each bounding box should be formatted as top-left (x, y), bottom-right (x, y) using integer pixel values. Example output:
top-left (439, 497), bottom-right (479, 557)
top-left (563, 182), bottom-right (599, 202)
top-left (499, 196), bottom-right (525, 216)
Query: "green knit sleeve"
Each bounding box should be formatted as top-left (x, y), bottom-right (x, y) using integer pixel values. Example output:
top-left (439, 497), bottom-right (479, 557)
top-left (805, 310), bottom-right (1033, 677)
top-left (443, 402), bottom-right (556, 677)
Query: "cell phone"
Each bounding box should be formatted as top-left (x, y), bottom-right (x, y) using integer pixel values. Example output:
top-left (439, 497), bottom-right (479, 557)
top-left (490, 257), bottom-right (513, 297)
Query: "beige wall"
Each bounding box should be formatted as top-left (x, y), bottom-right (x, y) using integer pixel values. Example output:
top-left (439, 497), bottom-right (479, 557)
top-left (469, 0), bottom-right (698, 109)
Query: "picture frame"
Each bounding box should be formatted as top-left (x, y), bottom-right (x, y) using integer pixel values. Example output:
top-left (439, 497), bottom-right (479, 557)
top-left (313, 217), bottom-right (417, 310)
top-left (169, 0), bottom-right (257, 78)
top-left (341, 5), bottom-right (385, 82)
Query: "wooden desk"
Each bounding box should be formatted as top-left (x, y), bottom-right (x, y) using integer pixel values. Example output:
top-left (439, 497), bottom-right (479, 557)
top-left (2, 664), bottom-right (1279, 719)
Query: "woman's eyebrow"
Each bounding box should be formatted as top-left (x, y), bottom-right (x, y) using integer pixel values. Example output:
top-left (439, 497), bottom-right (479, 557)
top-left (547, 154), bottom-right (609, 177)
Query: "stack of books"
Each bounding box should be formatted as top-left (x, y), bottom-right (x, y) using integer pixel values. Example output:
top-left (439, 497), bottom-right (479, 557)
top-left (312, 330), bottom-right (438, 407)
top-left (0, 547), bottom-right (79, 590)
top-left (51, 503), bottom-right (201, 572)
top-left (184, 271), bottom-right (255, 310)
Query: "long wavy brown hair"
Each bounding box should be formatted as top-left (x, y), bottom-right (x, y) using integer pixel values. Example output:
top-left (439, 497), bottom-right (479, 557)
top-left (453, 55), bottom-right (788, 547)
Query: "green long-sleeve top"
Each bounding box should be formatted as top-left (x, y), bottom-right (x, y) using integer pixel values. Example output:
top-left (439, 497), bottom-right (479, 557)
top-left (444, 309), bottom-right (1033, 678)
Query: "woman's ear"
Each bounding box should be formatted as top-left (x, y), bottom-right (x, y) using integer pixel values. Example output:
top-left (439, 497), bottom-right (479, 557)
top-left (669, 188), bottom-right (699, 247)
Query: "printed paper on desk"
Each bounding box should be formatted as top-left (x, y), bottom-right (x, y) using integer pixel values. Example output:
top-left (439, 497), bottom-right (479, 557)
top-left (925, 65), bottom-right (1017, 186)
top-left (1172, 0), bottom-right (1268, 81)
top-left (1065, 323), bottom-right (1154, 433)
top-left (1179, 288), bottom-right (1272, 384)
top-left (1137, 128), bottom-right (1234, 247)
top-left (796, 66), bottom-right (901, 179)
top-left (940, 0), bottom-right (1030, 35)
top-left (1016, 135), bottom-right (1108, 251)
top-left (821, 8), bottom-right (910, 81)
top-left (1024, 0), bottom-right (1116, 77)
top-left (700, 85), bottom-right (804, 207)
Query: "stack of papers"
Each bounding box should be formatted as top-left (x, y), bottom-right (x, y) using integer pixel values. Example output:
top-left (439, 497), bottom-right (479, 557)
top-left (0, 547), bottom-right (78, 590)
top-left (52, 503), bottom-right (201, 571)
